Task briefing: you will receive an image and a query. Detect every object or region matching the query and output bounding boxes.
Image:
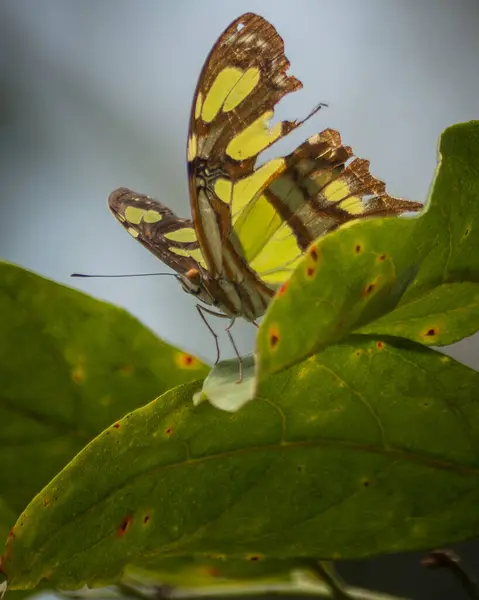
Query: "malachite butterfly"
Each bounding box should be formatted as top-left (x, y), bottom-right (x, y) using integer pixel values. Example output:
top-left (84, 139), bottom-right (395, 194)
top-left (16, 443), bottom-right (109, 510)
top-left (108, 13), bottom-right (422, 371)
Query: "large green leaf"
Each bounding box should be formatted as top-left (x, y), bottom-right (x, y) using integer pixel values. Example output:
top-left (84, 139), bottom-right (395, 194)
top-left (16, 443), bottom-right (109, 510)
top-left (402, 121), bottom-right (479, 295)
top-left (0, 262), bottom-right (208, 519)
top-left (5, 336), bottom-right (479, 590)
top-left (255, 121), bottom-right (479, 382)
top-left (360, 122), bottom-right (479, 343)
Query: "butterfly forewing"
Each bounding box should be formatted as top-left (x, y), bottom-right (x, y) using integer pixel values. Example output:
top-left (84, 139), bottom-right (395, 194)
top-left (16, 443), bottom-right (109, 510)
top-left (187, 13), bottom-right (321, 279)
top-left (108, 187), bottom-right (207, 276)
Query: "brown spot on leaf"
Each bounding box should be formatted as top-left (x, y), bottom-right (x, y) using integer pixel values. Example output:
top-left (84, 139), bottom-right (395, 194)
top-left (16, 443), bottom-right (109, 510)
top-left (309, 245), bottom-right (318, 261)
top-left (362, 478), bottom-right (371, 488)
top-left (376, 341), bottom-right (384, 349)
top-left (268, 327), bottom-right (280, 350)
top-left (71, 366), bottom-right (85, 384)
top-left (378, 254), bottom-right (387, 262)
top-left (278, 281), bottom-right (289, 296)
top-left (117, 515), bottom-right (133, 537)
top-left (355, 244), bottom-right (362, 254)
top-left (120, 364), bottom-right (134, 376)
top-left (143, 515), bottom-right (151, 525)
top-left (306, 266), bottom-right (316, 278)
top-left (247, 554), bottom-right (262, 561)
top-left (425, 328), bottom-right (438, 337)
top-left (176, 352), bottom-right (197, 368)
top-left (355, 350), bottom-right (362, 357)
top-left (113, 422), bottom-right (121, 429)
top-left (43, 498), bottom-right (50, 507)
top-left (165, 427), bottom-right (173, 436)
top-left (363, 282), bottom-right (376, 296)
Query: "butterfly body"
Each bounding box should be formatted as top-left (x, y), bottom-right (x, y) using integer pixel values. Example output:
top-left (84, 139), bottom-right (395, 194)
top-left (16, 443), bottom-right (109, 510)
top-left (109, 13), bottom-right (422, 330)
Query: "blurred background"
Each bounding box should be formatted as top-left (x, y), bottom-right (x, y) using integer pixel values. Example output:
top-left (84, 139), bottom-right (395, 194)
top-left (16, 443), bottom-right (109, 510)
top-left (1, 1), bottom-right (478, 598)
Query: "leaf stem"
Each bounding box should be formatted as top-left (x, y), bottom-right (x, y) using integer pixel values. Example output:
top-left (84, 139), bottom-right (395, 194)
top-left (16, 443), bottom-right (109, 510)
top-left (422, 549), bottom-right (479, 600)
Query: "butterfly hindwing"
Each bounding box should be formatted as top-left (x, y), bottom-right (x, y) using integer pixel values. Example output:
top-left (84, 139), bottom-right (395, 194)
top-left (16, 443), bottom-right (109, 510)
top-left (234, 129), bottom-right (424, 285)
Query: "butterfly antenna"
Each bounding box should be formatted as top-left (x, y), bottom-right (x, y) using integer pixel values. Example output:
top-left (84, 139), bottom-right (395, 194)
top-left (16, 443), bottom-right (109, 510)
top-left (297, 101), bottom-right (328, 128)
top-left (71, 272), bottom-right (177, 278)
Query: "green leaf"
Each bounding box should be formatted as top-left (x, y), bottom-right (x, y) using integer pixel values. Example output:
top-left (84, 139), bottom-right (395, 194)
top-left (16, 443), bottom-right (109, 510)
top-left (255, 121), bottom-right (479, 381)
top-left (193, 356), bottom-right (256, 412)
top-left (0, 262), bottom-right (209, 518)
top-left (127, 556), bottom-right (307, 588)
top-left (0, 499), bottom-right (16, 555)
top-left (359, 282), bottom-right (479, 345)
top-left (5, 336), bottom-right (479, 590)
top-left (403, 121), bottom-right (479, 295)
top-left (359, 122), bottom-right (479, 344)
top-left (255, 217), bottom-right (422, 381)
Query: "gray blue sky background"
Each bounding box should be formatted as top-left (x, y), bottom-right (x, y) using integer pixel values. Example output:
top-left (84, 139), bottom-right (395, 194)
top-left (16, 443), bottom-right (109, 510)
top-left (1, 2), bottom-right (479, 596)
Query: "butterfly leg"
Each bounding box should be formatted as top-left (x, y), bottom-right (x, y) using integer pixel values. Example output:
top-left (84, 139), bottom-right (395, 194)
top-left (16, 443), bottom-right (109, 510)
top-left (196, 304), bottom-right (221, 365)
top-left (195, 305), bottom-right (244, 383)
top-left (225, 318), bottom-right (243, 384)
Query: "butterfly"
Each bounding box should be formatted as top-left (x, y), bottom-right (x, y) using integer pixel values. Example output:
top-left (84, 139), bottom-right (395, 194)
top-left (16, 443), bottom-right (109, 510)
top-left (108, 13), bottom-right (422, 374)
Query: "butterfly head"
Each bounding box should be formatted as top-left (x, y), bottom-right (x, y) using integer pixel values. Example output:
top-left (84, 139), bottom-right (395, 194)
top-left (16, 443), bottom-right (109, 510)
top-left (178, 268), bottom-right (202, 295)
top-left (176, 267), bottom-right (218, 306)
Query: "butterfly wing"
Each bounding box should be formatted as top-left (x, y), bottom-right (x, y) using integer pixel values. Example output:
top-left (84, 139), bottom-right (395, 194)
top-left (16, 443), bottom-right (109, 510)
top-left (187, 12), bottom-right (321, 281)
top-left (187, 12), bottom-right (421, 296)
top-left (234, 129), bottom-right (424, 285)
top-left (108, 187), bottom-right (207, 276)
